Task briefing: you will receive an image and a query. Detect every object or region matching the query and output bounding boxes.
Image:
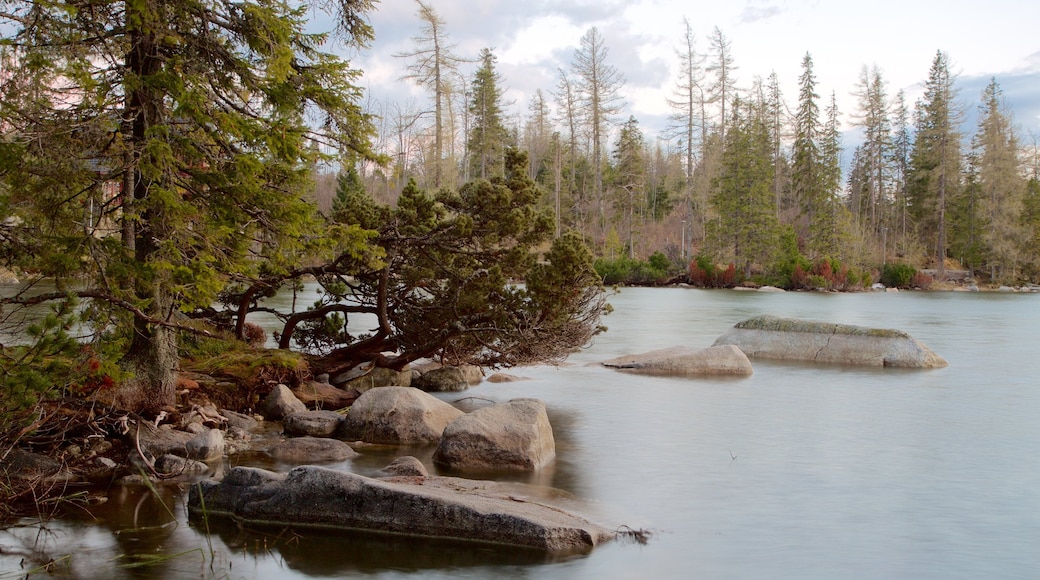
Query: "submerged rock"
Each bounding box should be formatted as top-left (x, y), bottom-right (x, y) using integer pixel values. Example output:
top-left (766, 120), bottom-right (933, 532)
top-left (187, 465), bottom-right (612, 554)
top-left (712, 315), bottom-right (948, 368)
top-left (601, 345), bottom-right (753, 376)
top-left (268, 437), bottom-right (358, 463)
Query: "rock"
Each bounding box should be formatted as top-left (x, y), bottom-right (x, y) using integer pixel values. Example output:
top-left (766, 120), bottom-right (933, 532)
top-left (487, 373), bottom-right (528, 383)
top-left (434, 399), bottom-right (555, 472)
top-left (601, 345), bottom-right (753, 376)
top-left (268, 437), bottom-right (359, 463)
top-left (0, 449), bottom-right (75, 483)
top-left (283, 410), bottom-right (345, 438)
top-left (314, 373), bottom-right (330, 384)
top-left (381, 456), bottom-right (429, 477)
top-left (712, 315), bottom-right (948, 368)
top-left (458, 365), bottom-right (484, 385)
top-left (187, 465), bottom-right (612, 554)
top-left (757, 286), bottom-right (786, 292)
top-left (998, 285), bottom-right (1015, 292)
top-left (221, 409), bottom-right (260, 431)
top-left (292, 380), bottom-right (359, 410)
top-left (967, 284), bottom-right (980, 292)
top-left (871, 283), bottom-right (886, 291)
top-left (185, 428), bottom-right (225, 462)
top-left (184, 422), bottom-right (208, 435)
top-left (0, 267), bottom-right (19, 284)
top-left (259, 384), bottom-right (307, 420)
top-left (133, 423), bottom-right (193, 459)
top-left (155, 454), bottom-right (210, 476)
top-left (338, 387), bottom-right (463, 444)
top-left (414, 366), bottom-right (469, 392)
top-left (331, 363), bottom-right (412, 392)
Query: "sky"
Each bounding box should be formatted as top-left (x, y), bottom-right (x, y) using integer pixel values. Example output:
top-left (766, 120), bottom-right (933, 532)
top-left (324, 0), bottom-right (1040, 146)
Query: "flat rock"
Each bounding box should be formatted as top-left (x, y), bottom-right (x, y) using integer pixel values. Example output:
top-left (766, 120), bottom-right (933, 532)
top-left (187, 465), bottom-right (612, 554)
top-left (601, 345), bottom-right (753, 376)
top-left (283, 410), bottom-right (345, 438)
top-left (434, 399), bottom-right (555, 472)
top-left (292, 381), bottom-right (359, 411)
top-left (338, 386), bottom-right (464, 444)
top-left (268, 437), bottom-right (359, 463)
top-left (712, 315), bottom-right (948, 368)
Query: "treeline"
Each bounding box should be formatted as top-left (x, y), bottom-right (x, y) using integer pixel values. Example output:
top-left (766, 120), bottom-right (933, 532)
top-left (326, 2), bottom-right (1040, 285)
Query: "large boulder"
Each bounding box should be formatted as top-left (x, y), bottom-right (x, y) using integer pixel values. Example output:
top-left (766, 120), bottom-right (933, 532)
top-left (601, 345), bottom-right (753, 376)
top-left (338, 386), bottom-right (464, 444)
top-left (712, 315), bottom-right (948, 368)
top-left (187, 465), bottom-right (613, 554)
top-left (433, 399), bottom-right (555, 472)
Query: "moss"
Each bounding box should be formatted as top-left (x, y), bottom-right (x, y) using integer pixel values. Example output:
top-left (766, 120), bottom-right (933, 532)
top-left (734, 315), bottom-right (908, 338)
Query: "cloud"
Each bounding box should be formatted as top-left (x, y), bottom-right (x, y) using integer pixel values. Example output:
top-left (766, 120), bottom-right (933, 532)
top-left (739, 1), bottom-right (784, 24)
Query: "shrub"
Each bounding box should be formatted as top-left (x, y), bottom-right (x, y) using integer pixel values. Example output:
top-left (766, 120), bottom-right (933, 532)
top-left (595, 253), bottom-right (671, 286)
top-left (881, 263), bottom-right (916, 288)
top-left (911, 271), bottom-right (934, 289)
top-left (688, 255), bottom-right (739, 288)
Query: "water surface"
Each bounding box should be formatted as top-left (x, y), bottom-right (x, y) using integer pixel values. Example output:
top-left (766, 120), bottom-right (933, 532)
top-left (3, 288), bottom-right (1039, 579)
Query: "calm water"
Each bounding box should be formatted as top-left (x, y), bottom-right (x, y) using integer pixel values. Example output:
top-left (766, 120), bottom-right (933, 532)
top-left (3, 288), bottom-right (1040, 579)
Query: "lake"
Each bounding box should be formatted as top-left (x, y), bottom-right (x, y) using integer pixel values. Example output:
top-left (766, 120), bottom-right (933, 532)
top-left (3, 287), bottom-right (1039, 579)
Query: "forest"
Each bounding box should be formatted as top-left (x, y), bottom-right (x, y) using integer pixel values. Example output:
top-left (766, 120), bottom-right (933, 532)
top-left (320, 3), bottom-right (1040, 288)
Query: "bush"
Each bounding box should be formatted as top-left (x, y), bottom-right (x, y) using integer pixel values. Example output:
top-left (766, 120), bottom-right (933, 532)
top-left (911, 271), bottom-right (934, 289)
top-left (881, 263), bottom-right (916, 288)
top-left (594, 253), bottom-right (671, 286)
top-left (688, 255), bottom-right (739, 288)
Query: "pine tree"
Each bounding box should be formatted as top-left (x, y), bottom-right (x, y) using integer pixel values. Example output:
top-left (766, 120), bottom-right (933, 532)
top-left (791, 53), bottom-right (823, 248)
top-left (468, 48), bottom-right (508, 181)
top-left (0, 0), bottom-right (379, 413)
top-left (610, 116), bottom-right (646, 258)
top-left (908, 51), bottom-right (961, 277)
top-left (974, 79), bottom-right (1027, 282)
top-left (711, 97), bottom-right (778, 277)
top-left (851, 65), bottom-right (892, 232)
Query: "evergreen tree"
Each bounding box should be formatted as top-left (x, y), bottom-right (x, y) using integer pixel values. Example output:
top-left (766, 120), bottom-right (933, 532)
top-left (711, 97), bottom-right (778, 277)
top-left (791, 53), bottom-right (823, 247)
top-left (851, 65), bottom-right (892, 232)
top-left (974, 78), bottom-right (1027, 281)
top-left (609, 116), bottom-right (646, 258)
top-left (0, 0), bottom-right (378, 413)
top-left (468, 48), bottom-right (508, 181)
top-left (908, 51), bottom-right (961, 277)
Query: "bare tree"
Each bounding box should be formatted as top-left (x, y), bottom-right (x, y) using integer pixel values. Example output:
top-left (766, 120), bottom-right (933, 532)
top-left (395, 0), bottom-right (466, 188)
top-left (572, 26), bottom-right (626, 242)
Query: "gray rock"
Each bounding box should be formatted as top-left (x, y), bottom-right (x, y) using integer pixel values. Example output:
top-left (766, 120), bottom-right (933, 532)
top-left (338, 387), bottom-right (464, 444)
top-left (134, 423), bottom-right (193, 459)
top-left (185, 428), bottom-right (225, 462)
top-left (0, 449), bottom-right (74, 483)
top-left (155, 454), bottom-right (210, 476)
top-left (458, 364), bottom-right (484, 385)
top-left (221, 409), bottom-right (260, 431)
top-left (187, 465), bottom-right (612, 554)
top-left (434, 399), bottom-right (555, 472)
top-left (292, 380), bottom-right (358, 410)
top-left (601, 345), bottom-right (753, 376)
top-left (414, 366), bottom-right (469, 392)
top-left (268, 437), bottom-right (359, 463)
top-left (331, 363), bottom-right (412, 392)
top-left (757, 285), bottom-right (786, 292)
top-left (381, 456), bottom-right (429, 477)
top-left (283, 410), bottom-right (345, 438)
top-left (712, 315), bottom-right (948, 368)
top-left (259, 384), bottom-right (307, 420)
top-left (487, 373), bottom-right (528, 383)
